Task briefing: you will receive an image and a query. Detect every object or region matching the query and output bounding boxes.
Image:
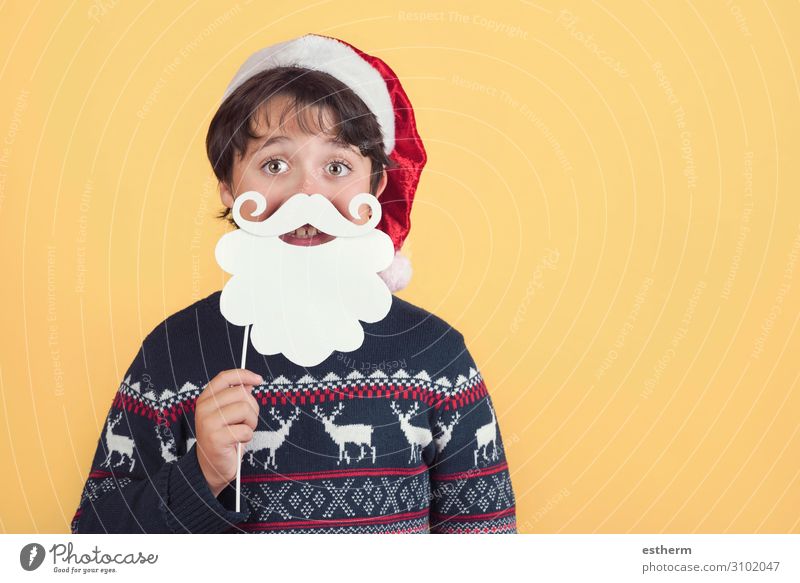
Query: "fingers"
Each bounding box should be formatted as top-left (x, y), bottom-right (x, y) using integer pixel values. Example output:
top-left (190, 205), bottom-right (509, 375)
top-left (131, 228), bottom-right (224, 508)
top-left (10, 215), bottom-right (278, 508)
top-left (197, 384), bottom-right (258, 414)
top-left (214, 400), bottom-right (259, 431)
top-left (202, 423), bottom-right (254, 452)
top-left (230, 424), bottom-right (254, 446)
top-left (199, 369), bottom-right (264, 401)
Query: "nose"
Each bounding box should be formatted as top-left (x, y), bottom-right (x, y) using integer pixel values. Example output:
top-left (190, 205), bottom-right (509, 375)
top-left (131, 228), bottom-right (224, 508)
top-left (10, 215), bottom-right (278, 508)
top-left (295, 167), bottom-right (347, 216)
top-left (298, 166), bottom-right (322, 195)
top-left (254, 166), bottom-right (323, 222)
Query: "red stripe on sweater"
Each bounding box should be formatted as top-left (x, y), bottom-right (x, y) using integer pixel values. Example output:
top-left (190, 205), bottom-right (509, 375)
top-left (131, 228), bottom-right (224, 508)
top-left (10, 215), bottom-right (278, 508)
top-left (432, 461), bottom-right (509, 481)
top-left (112, 379), bottom-right (488, 419)
top-left (88, 470), bottom-right (131, 479)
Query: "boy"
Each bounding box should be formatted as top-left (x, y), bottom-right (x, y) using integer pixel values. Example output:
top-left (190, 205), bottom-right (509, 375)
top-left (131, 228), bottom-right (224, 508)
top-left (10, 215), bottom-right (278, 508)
top-left (71, 33), bottom-right (517, 534)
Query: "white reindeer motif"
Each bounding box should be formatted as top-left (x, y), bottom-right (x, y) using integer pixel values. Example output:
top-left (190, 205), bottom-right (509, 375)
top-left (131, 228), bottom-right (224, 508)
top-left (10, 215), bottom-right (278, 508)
top-left (473, 401), bottom-right (499, 466)
top-left (390, 401), bottom-right (433, 464)
top-left (101, 412), bottom-right (137, 471)
top-left (313, 403), bottom-right (376, 465)
top-left (244, 407), bottom-right (300, 469)
top-left (154, 424), bottom-right (177, 463)
top-left (433, 411), bottom-right (461, 455)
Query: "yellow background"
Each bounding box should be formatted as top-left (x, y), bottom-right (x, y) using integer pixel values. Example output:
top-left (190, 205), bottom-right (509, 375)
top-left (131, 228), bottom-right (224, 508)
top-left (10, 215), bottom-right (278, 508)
top-left (1, 0), bottom-right (798, 534)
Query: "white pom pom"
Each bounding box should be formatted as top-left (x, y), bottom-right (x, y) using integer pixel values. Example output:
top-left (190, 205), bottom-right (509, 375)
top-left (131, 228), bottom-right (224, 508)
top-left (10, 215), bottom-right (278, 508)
top-left (378, 250), bottom-right (412, 292)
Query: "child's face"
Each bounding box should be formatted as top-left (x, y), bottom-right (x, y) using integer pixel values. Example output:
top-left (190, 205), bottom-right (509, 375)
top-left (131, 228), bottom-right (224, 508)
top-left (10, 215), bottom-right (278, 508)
top-left (219, 95), bottom-right (388, 246)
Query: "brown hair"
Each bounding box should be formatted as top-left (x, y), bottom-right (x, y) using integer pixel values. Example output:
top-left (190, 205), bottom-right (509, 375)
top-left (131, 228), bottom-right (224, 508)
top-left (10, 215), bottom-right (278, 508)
top-left (206, 66), bottom-right (395, 228)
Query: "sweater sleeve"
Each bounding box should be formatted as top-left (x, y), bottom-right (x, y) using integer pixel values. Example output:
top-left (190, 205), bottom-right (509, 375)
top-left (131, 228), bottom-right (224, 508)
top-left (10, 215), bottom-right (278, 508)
top-left (70, 339), bottom-right (250, 534)
top-left (428, 336), bottom-right (518, 534)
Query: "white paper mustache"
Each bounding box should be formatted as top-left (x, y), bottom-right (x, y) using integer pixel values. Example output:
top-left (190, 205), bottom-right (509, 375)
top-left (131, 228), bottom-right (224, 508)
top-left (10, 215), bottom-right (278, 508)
top-left (232, 191), bottom-right (382, 238)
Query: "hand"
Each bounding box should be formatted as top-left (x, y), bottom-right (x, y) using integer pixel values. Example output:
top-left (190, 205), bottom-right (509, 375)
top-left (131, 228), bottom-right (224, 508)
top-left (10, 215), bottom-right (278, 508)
top-left (195, 369), bottom-right (262, 498)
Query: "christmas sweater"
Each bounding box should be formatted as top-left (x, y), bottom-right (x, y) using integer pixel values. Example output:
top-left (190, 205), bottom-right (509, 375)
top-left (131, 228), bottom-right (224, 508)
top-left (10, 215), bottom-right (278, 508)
top-left (71, 291), bottom-right (517, 534)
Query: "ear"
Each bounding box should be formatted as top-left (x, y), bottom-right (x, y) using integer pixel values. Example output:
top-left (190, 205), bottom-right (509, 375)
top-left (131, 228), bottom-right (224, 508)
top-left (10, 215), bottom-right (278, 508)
top-left (219, 181), bottom-right (234, 209)
top-left (375, 168), bottom-right (388, 198)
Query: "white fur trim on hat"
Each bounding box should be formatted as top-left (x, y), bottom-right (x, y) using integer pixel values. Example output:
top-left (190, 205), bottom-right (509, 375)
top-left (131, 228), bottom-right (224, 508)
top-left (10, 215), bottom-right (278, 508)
top-left (378, 250), bottom-right (412, 293)
top-left (223, 34), bottom-right (395, 154)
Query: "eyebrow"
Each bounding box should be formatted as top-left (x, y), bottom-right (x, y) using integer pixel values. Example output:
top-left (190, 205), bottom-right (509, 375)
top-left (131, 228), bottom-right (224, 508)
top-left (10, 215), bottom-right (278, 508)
top-left (252, 134), bottom-right (359, 156)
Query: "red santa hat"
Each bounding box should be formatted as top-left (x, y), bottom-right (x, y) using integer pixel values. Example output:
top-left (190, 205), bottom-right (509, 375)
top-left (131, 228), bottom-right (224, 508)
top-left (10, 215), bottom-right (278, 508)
top-left (222, 33), bottom-right (426, 292)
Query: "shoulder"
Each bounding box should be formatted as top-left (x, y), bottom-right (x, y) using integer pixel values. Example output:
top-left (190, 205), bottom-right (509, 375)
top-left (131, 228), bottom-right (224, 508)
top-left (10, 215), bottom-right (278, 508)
top-left (135, 291), bottom-right (226, 381)
top-left (367, 294), bottom-right (474, 375)
top-left (141, 291), bottom-right (221, 348)
top-left (383, 294), bottom-right (466, 343)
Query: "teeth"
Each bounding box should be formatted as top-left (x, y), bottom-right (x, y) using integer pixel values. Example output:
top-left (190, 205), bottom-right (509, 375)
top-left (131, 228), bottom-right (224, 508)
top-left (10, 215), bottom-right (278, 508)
top-left (290, 225), bottom-right (318, 238)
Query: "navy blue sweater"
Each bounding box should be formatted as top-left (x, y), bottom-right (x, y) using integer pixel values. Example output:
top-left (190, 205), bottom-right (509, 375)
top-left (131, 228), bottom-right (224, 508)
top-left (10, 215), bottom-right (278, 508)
top-left (71, 291), bottom-right (517, 533)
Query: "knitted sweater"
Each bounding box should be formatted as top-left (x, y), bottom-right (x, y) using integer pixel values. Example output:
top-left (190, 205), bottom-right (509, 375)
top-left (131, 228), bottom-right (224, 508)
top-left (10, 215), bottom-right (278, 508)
top-left (71, 291), bottom-right (517, 534)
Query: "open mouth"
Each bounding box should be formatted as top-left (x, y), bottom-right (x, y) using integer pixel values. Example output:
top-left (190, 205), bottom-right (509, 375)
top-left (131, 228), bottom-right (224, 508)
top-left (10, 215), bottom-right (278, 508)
top-left (278, 224), bottom-right (336, 246)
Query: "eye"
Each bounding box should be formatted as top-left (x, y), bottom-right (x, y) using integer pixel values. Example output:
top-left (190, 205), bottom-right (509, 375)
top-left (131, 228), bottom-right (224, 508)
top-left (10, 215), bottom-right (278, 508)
top-left (261, 158), bottom-right (288, 175)
top-left (326, 159), bottom-right (352, 177)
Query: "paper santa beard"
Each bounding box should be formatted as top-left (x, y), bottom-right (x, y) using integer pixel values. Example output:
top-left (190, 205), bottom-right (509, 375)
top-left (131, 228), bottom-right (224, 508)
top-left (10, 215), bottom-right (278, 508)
top-left (214, 191), bottom-right (395, 367)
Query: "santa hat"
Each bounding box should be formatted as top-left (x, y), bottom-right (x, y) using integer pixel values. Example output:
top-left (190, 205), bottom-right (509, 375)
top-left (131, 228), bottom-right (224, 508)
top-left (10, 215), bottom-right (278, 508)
top-left (222, 33), bottom-right (426, 292)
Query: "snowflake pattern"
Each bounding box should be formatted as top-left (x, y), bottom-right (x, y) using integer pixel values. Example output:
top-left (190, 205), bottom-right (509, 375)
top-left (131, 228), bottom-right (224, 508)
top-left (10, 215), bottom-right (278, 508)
top-left (243, 473), bottom-right (431, 523)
